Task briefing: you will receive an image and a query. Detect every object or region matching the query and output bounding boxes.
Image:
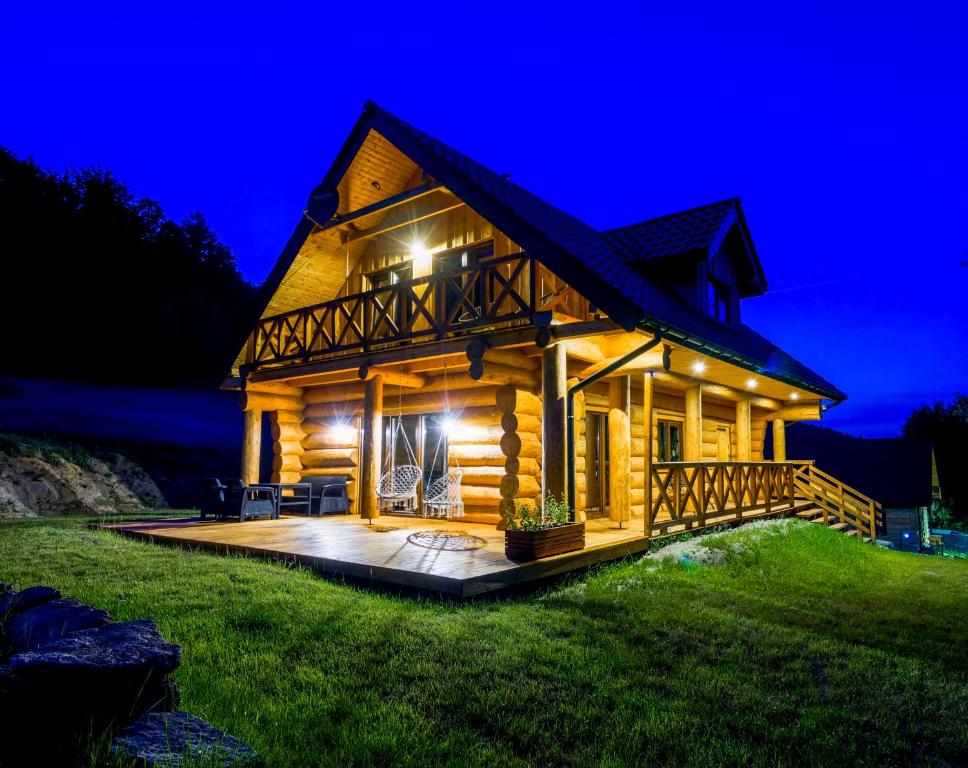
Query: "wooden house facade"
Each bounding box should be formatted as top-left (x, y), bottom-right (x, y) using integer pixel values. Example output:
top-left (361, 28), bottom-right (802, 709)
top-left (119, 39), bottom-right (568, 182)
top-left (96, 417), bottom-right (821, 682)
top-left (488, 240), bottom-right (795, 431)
top-left (224, 102), bottom-right (876, 539)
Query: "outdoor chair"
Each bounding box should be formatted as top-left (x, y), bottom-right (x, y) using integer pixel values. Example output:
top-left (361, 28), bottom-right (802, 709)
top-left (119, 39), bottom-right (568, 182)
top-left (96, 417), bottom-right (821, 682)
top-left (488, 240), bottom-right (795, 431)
top-left (377, 464), bottom-right (421, 513)
top-left (199, 478), bottom-right (229, 519)
top-left (305, 476), bottom-right (351, 515)
top-left (201, 479), bottom-right (278, 521)
top-left (422, 469), bottom-right (464, 519)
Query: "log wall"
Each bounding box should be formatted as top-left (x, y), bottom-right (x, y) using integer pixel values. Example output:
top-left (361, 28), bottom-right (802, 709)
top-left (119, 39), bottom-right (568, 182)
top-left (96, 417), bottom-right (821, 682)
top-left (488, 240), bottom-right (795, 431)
top-left (278, 347), bottom-right (543, 525)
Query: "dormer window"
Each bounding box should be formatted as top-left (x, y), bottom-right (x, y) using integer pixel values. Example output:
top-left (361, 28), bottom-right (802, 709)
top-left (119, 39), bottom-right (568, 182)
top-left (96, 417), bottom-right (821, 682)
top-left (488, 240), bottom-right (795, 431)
top-left (707, 277), bottom-right (731, 324)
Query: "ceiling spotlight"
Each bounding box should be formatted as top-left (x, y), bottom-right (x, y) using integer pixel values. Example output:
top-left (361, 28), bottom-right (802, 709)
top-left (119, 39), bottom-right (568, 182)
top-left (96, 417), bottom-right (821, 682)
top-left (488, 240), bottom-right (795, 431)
top-left (746, 378), bottom-right (758, 389)
top-left (790, 392), bottom-right (800, 401)
top-left (691, 360), bottom-right (706, 375)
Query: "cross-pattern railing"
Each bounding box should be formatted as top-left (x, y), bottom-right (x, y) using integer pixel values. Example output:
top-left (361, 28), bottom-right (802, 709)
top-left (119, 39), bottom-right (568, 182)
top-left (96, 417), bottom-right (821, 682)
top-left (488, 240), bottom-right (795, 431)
top-left (791, 462), bottom-right (883, 543)
top-left (648, 461), bottom-right (799, 534)
top-left (247, 253), bottom-right (536, 368)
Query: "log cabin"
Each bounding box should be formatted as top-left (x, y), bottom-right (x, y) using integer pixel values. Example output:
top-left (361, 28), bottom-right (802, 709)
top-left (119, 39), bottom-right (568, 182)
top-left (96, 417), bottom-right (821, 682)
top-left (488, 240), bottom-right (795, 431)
top-left (223, 101), bottom-right (880, 541)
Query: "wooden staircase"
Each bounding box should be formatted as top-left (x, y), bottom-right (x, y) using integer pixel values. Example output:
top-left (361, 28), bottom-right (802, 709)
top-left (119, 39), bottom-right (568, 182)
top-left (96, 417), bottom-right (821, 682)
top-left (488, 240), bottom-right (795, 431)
top-left (790, 463), bottom-right (883, 543)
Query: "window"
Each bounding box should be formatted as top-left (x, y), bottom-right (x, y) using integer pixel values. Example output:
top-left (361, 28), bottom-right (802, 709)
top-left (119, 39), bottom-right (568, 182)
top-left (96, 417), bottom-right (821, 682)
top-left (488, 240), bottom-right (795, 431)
top-left (367, 262), bottom-right (413, 331)
top-left (657, 419), bottom-right (682, 462)
top-left (384, 414), bottom-right (449, 490)
top-left (436, 241), bottom-right (494, 322)
top-left (707, 278), bottom-right (731, 324)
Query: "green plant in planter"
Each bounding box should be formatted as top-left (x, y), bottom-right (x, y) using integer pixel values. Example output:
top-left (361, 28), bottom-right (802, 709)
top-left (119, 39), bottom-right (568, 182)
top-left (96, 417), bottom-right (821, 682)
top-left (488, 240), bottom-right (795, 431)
top-left (503, 492), bottom-right (572, 531)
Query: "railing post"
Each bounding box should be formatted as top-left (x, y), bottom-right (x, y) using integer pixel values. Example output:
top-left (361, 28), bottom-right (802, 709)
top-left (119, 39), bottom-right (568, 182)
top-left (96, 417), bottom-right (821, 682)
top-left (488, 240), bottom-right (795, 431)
top-left (528, 254), bottom-right (537, 316)
top-left (868, 501), bottom-right (877, 544)
top-left (673, 466), bottom-right (681, 520)
top-left (698, 465), bottom-right (706, 528)
top-left (765, 464), bottom-right (772, 515)
top-left (434, 272), bottom-right (446, 339)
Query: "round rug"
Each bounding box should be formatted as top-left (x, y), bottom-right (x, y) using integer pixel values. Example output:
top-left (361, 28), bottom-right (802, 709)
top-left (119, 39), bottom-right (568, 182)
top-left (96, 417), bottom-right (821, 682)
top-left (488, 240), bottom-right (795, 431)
top-left (406, 530), bottom-right (487, 551)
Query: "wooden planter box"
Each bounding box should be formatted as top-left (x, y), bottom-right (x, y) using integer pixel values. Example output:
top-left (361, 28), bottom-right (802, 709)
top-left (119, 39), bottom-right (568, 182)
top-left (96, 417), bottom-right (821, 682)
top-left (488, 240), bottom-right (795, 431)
top-left (505, 522), bottom-right (585, 561)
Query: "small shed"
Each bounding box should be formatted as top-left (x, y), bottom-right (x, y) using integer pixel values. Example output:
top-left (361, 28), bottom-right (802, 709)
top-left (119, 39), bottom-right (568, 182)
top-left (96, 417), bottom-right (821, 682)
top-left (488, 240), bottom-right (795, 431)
top-left (778, 426), bottom-right (934, 551)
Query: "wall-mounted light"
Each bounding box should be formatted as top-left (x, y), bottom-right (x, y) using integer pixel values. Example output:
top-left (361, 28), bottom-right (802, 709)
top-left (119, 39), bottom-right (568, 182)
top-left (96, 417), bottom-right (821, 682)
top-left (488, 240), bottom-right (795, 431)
top-left (330, 423), bottom-right (357, 444)
top-left (410, 242), bottom-right (432, 271)
top-left (441, 414), bottom-right (476, 442)
top-left (691, 360), bottom-right (706, 375)
top-left (662, 345), bottom-right (672, 372)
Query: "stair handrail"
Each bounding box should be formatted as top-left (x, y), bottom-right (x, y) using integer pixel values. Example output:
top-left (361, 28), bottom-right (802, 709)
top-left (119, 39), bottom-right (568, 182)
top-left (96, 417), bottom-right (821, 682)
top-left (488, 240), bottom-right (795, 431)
top-left (791, 463), bottom-right (882, 544)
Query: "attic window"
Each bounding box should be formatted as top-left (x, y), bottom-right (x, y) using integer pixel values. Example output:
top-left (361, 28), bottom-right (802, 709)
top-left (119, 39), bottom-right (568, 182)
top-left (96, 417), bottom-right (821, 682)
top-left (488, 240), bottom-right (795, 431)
top-left (707, 278), bottom-right (731, 323)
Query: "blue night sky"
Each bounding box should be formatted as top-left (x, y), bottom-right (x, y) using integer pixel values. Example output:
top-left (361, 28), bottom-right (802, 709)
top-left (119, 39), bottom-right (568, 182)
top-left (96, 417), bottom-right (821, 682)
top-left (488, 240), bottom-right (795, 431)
top-left (3, 2), bottom-right (966, 437)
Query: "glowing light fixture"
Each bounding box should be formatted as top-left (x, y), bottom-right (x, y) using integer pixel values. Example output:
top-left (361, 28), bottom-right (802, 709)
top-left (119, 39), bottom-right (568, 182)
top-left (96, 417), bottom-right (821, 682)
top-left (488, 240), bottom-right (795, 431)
top-left (440, 414), bottom-right (477, 442)
top-left (746, 378), bottom-right (758, 389)
top-left (440, 415), bottom-right (458, 436)
top-left (691, 360), bottom-right (706, 375)
top-left (330, 423), bottom-right (357, 444)
top-left (790, 392), bottom-right (800, 401)
top-left (410, 242), bottom-right (432, 271)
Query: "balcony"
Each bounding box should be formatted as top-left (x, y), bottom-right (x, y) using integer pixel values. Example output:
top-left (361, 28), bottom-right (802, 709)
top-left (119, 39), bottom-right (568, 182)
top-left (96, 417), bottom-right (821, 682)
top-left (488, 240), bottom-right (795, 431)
top-left (246, 252), bottom-right (540, 370)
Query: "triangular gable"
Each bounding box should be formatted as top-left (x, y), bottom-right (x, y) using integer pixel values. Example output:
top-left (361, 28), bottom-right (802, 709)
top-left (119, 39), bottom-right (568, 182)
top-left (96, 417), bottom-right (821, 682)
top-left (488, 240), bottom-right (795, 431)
top-left (249, 102), bottom-right (654, 338)
top-left (602, 199), bottom-right (767, 297)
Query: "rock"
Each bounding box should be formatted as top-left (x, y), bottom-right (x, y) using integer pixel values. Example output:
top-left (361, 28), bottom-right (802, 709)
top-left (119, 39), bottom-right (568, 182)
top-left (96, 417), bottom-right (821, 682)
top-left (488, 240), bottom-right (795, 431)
top-left (9, 618), bottom-right (180, 674)
top-left (0, 436), bottom-right (166, 518)
top-left (9, 620), bottom-right (182, 728)
top-left (0, 585), bottom-right (60, 616)
top-left (4, 598), bottom-right (110, 650)
top-left (112, 711), bottom-right (261, 767)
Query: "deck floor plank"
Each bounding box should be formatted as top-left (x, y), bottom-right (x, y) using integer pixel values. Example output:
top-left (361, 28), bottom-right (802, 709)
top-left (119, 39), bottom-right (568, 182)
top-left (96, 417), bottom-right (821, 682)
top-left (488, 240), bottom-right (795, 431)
top-left (99, 506), bottom-right (798, 597)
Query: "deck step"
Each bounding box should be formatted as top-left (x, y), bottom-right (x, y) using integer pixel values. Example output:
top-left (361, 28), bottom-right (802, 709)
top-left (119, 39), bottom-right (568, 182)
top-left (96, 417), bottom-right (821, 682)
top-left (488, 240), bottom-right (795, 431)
top-left (797, 508), bottom-right (823, 519)
top-left (828, 522), bottom-right (849, 531)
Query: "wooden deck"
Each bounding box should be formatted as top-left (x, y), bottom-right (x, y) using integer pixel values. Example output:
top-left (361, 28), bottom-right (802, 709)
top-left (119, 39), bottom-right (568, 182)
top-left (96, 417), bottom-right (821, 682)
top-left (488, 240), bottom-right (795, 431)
top-left (99, 503), bottom-right (804, 598)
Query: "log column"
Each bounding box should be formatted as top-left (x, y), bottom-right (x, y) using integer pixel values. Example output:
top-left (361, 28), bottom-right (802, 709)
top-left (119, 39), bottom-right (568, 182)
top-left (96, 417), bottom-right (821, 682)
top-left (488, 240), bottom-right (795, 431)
top-left (359, 376), bottom-right (384, 520)
top-left (541, 344), bottom-right (567, 504)
top-left (241, 409), bottom-right (262, 485)
top-left (608, 376), bottom-right (632, 526)
top-left (496, 386), bottom-right (543, 527)
top-left (642, 371), bottom-right (654, 536)
top-left (735, 397), bottom-right (752, 462)
top-left (684, 384), bottom-right (702, 462)
top-left (572, 380), bottom-right (587, 523)
top-left (773, 418), bottom-right (787, 462)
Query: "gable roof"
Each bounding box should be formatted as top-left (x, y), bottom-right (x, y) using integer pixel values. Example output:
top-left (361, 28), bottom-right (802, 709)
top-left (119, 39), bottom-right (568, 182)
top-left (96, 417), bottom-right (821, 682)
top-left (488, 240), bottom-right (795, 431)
top-left (602, 198), bottom-right (767, 297)
top-left (245, 101), bottom-right (844, 401)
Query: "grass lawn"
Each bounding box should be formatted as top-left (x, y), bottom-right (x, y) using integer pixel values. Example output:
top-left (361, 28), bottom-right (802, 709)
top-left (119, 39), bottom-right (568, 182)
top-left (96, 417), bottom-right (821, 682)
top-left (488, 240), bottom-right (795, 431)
top-left (1, 517), bottom-right (966, 767)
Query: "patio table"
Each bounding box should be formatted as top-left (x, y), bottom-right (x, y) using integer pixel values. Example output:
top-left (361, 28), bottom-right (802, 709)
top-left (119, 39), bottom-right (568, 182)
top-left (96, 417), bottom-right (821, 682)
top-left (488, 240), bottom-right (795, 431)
top-left (251, 483), bottom-right (311, 516)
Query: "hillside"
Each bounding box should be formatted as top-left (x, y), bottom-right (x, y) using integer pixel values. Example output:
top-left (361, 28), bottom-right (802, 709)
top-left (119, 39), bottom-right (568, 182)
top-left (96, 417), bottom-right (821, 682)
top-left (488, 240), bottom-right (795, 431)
top-left (0, 517), bottom-right (965, 766)
top-left (0, 433), bottom-right (164, 518)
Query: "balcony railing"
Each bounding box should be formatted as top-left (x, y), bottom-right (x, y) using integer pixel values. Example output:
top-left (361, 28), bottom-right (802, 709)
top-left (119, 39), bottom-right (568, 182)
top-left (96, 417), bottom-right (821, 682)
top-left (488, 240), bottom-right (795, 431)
top-left (648, 461), bottom-right (799, 533)
top-left (247, 252), bottom-right (536, 369)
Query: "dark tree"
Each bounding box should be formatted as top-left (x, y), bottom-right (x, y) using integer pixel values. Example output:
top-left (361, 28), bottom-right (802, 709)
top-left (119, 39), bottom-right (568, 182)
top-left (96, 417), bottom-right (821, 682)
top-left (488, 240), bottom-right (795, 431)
top-left (904, 396), bottom-right (968, 522)
top-left (0, 148), bottom-right (258, 387)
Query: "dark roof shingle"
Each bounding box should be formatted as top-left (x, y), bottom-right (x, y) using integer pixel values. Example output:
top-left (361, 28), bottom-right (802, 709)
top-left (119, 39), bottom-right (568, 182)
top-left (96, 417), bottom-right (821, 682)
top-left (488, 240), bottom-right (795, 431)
top-left (602, 199), bottom-right (739, 263)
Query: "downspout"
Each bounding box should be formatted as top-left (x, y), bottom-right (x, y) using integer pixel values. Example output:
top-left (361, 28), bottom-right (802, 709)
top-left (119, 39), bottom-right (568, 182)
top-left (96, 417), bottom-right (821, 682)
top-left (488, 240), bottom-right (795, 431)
top-left (566, 330), bottom-right (663, 518)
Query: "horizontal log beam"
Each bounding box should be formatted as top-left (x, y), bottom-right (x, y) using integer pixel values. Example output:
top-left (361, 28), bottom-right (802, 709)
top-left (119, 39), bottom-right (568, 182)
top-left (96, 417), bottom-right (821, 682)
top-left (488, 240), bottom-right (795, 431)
top-left (358, 365), bottom-right (426, 389)
top-left (766, 404), bottom-right (823, 421)
top-left (239, 391), bottom-right (303, 413)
